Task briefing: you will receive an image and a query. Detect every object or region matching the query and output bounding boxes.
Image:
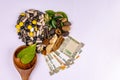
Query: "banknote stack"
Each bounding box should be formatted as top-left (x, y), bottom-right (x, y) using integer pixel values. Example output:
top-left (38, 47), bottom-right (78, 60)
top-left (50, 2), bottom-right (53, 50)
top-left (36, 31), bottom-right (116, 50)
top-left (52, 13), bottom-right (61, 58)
top-left (44, 36), bottom-right (84, 75)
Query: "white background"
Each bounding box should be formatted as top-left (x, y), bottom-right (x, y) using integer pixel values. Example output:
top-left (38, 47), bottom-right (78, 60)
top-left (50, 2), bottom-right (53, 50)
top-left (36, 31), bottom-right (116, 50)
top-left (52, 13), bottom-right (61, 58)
top-left (0, 0), bottom-right (120, 80)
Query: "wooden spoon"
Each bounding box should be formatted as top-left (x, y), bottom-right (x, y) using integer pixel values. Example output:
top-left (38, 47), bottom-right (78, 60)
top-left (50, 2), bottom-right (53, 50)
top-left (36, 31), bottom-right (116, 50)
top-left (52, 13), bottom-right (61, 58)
top-left (13, 45), bottom-right (37, 80)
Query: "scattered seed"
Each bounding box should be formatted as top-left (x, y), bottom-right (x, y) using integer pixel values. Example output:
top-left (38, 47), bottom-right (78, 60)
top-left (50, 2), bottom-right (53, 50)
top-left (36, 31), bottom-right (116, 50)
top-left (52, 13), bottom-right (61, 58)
top-left (16, 9), bottom-right (71, 53)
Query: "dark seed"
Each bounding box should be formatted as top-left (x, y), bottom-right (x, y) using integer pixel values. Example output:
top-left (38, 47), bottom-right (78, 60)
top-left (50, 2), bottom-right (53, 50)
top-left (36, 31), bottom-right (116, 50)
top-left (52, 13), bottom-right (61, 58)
top-left (46, 31), bottom-right (49, 38)
top-left (33, 36), bottom-right (37, 40)
top-left (28, 19), bottom-right (32, 23)
top-left (33, 39), bottom-right (36, 44)
top-left (63, 21), bottom-right (71, 26)
top-left (25, 20), bottom-right (30, 24)
top-left (62, 31), bottom-right (69, 37)
top-left (26, 36), bottom-right (30, 40)
top-left (37, 18), bottom-right (40, 22)
top-left (29, 13), bottom-right (34, 17)
top-left (43, 46), bottom-right (46, 50)
top-left (49, 29), bottom-right (55, 35)
top-left (34, 16), bottom-right (39, 20)
top-left (20, 26), bottom-right (24, 30)
top-left (22, 38), bottom-right (26, 42)
top-left (44, 32), bottom-right (47, 39)
top-left (18, 32), bottom-right (21, 36)
top-left (38, 35), bottom-right (43, 40)
top-left (31, 24), bottom-right (35, 27)
top-left (26, 42), bottom-right (29, 46)
top-left (38, 11), bottom-right (44, 15)
top-left (17, 20), bottom-right (20, 24)
top-left (37, 25), bottom-right (40, 28)
top-left (17, 16), bottom-right (23, 24)
top-left (44, 28), bottom-right (49, 39)
top-left (56, 19), bottom-right (61, 27)
top-left (25, 29), bottom-right (30, 32)
top-left (24, 24), bottom-right (29, 28)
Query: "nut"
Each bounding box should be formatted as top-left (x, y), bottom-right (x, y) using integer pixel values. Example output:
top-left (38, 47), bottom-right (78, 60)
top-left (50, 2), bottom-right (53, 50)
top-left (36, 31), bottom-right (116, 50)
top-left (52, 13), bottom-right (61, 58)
top-left (62, 31), bottom-right (69, 37)
top-left (62, 26), bottom-right (70, 31)
top-left (63, 21), bottom-right (71, 26)
top-left (62, 18), bottom-right (67, 22)
top-left (55, 28), bottom-right (62, 35)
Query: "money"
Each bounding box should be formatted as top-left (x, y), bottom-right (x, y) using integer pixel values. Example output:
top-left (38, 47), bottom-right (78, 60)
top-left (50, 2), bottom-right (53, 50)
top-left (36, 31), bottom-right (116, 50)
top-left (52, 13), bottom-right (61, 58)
top-left (44, 36), bottom-right (84, 75)
top-left (59, 36), bottom-right (84, 59)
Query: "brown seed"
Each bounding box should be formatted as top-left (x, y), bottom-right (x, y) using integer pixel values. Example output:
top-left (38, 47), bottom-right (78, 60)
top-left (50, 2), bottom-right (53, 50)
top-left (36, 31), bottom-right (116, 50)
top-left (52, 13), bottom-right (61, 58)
top-left (41, 50), bottom-right (46, 55)
top-left (62, 18), bottom-right (67, 22)
top-left (63, 21), bottom-right (71, 26)
top-left (42, 39), bottom-right (50, 45)
top-left (55, 28), bottom-right (62, 35)
top-left (62, 26), bottom-right (70, 31)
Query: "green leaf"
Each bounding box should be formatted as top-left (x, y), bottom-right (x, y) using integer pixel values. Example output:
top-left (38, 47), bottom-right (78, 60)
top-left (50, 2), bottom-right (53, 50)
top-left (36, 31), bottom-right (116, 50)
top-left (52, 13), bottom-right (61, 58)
top-left (17, 44), bottom-right (36, 64)
top-left (45, 10), bottom-right (55, 17)
top-left (54, 16), bottom-right (63, 19)
top-left (21, 53), bottom-right (35, 64)
top-left (56, 11), bottom-right (68, 20)
top-left (51, 19), bottom-right (57, 28)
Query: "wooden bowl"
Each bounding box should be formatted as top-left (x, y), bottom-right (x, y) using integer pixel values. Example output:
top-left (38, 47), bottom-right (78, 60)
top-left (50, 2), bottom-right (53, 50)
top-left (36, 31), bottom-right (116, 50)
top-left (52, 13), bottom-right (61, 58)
top-left (13, 45), bottom-right (37, 70)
